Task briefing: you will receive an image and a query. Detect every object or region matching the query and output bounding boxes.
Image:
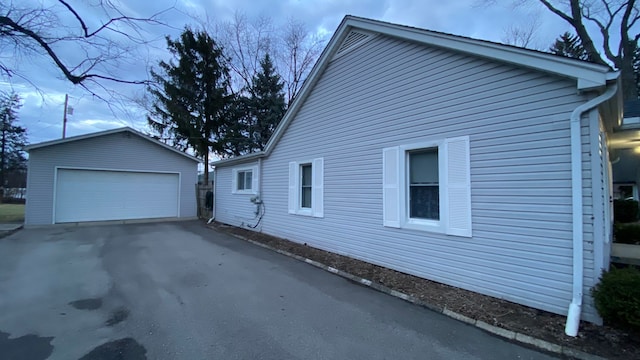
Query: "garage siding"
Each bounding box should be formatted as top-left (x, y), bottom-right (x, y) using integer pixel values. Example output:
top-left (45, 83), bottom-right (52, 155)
top-left (26, 132), bottom-right (198, 225)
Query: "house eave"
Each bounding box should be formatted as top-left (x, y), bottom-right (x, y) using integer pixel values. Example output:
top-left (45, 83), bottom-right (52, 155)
top-left (212, 152), bottom-right (265, 167)
top-left (344, 16), bottom-right (614, 91)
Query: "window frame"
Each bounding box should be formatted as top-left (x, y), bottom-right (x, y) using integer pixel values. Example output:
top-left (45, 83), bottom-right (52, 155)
top-left (289, 158), bottom-right (324, 218)
top-left (300, 163), bottom-right (313, 209)
top-left (231, 165), bottom-right (258, 195)
top-left (401, 140), bottom-right (447, 233)
top-left (383, 136), bottom-right (471, 237)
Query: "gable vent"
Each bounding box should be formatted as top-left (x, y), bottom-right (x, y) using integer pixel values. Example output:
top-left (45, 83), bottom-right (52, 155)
top-left (334, 30), bottom-right (373, 58)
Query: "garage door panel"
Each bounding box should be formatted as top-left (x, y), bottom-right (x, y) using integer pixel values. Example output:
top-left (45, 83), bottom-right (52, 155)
top-left (55, 169), bottom-right (179, 223)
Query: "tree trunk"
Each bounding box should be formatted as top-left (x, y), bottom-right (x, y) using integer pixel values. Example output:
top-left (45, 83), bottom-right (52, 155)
top-left (617, 45), bottom-right (639, 100)
top-left (204, 150), bottom-right (209, 184)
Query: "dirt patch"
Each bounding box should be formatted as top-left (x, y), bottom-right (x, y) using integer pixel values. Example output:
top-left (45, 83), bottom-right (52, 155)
top-left (69, 298), bottom-right (103, 310)
top-left (0, 330), bottom-right (54, 360)
top-left (210, 222), bottom-right (640, 360)
top-left (105, 307), bottom-right (129, 327)
top-left (79, 338), bottom-right (146, 360)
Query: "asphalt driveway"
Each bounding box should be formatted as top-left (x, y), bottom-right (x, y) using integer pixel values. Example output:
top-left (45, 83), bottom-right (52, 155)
top-left (0, 221), bottom-right (557, 359)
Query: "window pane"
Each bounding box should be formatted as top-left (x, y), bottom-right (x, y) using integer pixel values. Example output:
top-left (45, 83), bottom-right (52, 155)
top-left (300, 164), bottom-right (312, 208)
top-left (237, 172), bottom-right (245, 190)
top-left (245, 171), bottom-right (252, 190)
top-left (409, 148), bottom-right (439, 220)
top-left (410, 149), bottom-right (438, 184)
top-left (301, 164), bottom-right (312, 186)
top-left (301, 187), bottom-right (312, 208)
top-left (410, 185), bottom-right (439, 220)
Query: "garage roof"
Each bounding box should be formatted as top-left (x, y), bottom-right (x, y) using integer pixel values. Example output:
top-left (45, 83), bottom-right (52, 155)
top-left (25, 127), bottom-right (201, 162)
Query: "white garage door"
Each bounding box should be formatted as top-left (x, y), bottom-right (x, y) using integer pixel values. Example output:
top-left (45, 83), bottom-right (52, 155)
top-left (55, 169), bottom-right (179, 223)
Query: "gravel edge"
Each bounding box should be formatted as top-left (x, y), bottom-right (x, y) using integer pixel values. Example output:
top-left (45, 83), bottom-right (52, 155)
top-left (223, 230), bottom-right (606, 360)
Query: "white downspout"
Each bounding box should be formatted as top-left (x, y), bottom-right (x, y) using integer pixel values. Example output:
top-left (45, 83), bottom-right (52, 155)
top-left (207, 165), bottom-right (217, 224)
top-left (258, 158), bottom-right (263, 197)
top-left (565, 82), bottom-right (618, 337)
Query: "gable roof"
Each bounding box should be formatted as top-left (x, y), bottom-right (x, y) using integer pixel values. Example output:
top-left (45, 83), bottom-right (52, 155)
top-left (214, 15), bottom-right (619, 167)
top-left (25, 127), bottom-right (201, 162)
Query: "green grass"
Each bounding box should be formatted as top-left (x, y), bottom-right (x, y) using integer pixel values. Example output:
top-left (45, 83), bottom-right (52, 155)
top-left (0, 204), bottom-right (25, 223)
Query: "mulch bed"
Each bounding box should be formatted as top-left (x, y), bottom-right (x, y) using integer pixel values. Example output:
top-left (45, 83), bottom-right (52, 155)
top-left (208, 222), bottom-right (639, 359)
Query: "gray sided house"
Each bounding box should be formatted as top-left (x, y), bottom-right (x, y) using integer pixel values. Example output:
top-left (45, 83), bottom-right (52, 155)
top-left (25, 127), bottom-right (199, 225)
top-left (213, 16), bottom-right (623, 335)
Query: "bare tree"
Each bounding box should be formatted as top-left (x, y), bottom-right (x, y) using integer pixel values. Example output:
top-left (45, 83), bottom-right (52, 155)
top-left (214, 12), bottom-right (324, 104)
top-left (536, 0), bottom-right (639, 98)
top-left (501, 16), bottom-right (542, 48)
top-left (487, 0), bottom-right (640, 99)
top-left (0, 0), bottom-right (172, 96)
top-left (218, 11), bottom-right (274, 92)
top-left (279, 18), bottom-right (324, 104)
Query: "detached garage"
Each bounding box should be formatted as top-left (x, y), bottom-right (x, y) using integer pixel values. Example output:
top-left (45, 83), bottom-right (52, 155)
top-left (25, 127), bottom-right (200, 226)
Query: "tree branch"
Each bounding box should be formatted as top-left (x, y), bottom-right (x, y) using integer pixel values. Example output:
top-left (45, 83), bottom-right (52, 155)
top-left (538, 0), bottom-right (574, 23)
top-left (0, 15), bottom-right (84, 84)
top-left (582, 1), bottom-right (619, 62)
top-left (539, 0), bottom-right (609, 65)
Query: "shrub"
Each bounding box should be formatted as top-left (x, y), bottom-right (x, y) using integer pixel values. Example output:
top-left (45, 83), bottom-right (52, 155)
top-left (614, 199), bottom-right (639, 223)
top-left (614, 223), bottom-right (640, 244)
top-left (592, 267), bottom-right (640, 330)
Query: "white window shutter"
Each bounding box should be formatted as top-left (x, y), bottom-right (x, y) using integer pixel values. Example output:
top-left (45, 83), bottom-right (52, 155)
top-left (312, 158), bottom-right (324, 218)
top-left (231, 169), bottom-right (238, 194)
top-left (383, 146), bottom-right (401, 228)
top-left (288, 162), bottom-right (297, 214)
top-left (252, 166), bottom-right (259, 194)
top-left (445, 136), bottom-right (472, 237)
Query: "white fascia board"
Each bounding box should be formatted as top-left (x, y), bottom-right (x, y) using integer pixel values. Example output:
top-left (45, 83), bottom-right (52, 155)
top-left (211, 152), bottom-right (264, 167)
top-left (345, 17), bottom-right (614, 91)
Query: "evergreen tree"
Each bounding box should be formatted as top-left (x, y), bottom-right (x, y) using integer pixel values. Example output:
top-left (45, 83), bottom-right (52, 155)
top-left (147, 28), bottom-right (233, 182)
top-left (246, 54), bottom-right (286, 152)
top-left (0, 92), bottom-right (27, 201)
top-left (219, 97), bottom-right (252, 157)
top-left (549, 32), bottom-right (590, 61)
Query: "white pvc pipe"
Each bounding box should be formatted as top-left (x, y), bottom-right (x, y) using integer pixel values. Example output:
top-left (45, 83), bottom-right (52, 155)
top-left (565, 82), bottom-right (618, 337)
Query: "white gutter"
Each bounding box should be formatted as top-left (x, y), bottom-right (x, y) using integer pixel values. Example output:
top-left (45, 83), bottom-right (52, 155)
top-left (207, 165), bottom-right (217, 224)
top-left (258, 157), bottom-right (263, 198)
top-left (565, 82), bottom-right (618, 337)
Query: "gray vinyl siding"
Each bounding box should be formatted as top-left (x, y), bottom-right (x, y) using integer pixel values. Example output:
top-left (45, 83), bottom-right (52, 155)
top-left (215, 161), bottom-right (261, 226)
top-left (217, 34), bottom-right (603, 322)
top-left (26, 132), bottom-right (198, 225)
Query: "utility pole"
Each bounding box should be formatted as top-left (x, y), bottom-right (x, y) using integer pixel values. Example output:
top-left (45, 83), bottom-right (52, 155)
top-left (62, 94), bottom-right (68, 139)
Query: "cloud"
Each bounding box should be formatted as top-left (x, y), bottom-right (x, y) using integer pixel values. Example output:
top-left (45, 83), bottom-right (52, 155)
top-left (1, 0), bottom-right (595, 148)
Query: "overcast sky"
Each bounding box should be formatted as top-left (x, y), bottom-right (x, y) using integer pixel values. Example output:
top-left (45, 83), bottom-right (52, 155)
top-left (2, 0), bottom-right (581, 146)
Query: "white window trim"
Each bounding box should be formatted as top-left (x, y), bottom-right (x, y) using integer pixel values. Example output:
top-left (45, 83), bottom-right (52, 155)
top-left (289, 158), bottom-right (324, 218)
top-left (383, 136), bottom-right (471, 237)
top-left (400, 140), bottom-right (446, 233)
top-left (231, 165), bottom-right (258, 195)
